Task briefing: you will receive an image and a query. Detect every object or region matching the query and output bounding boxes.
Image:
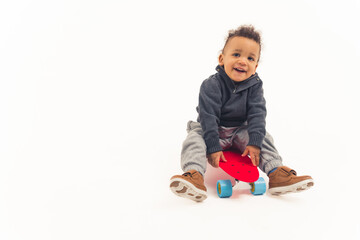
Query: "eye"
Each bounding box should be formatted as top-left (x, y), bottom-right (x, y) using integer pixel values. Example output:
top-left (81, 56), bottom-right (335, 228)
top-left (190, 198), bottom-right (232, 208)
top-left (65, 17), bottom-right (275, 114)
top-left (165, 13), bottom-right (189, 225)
top-left (233, 53), bottom-right (240, 57)
top-left (248, 57), bottom-right (255, 61)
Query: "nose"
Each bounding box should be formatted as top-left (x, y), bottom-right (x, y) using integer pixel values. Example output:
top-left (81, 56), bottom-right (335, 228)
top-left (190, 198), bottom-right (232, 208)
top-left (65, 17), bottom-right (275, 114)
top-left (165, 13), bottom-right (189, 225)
top-left (238, 57), bottom-right (247, 65)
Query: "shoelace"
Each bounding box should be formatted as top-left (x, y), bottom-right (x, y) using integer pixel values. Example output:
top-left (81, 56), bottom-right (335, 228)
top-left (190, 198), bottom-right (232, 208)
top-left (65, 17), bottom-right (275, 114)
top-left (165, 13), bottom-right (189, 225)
top-left (281, 168), bottom-right (297, 176)
top-left (183, 172), bottom-right (193, 177)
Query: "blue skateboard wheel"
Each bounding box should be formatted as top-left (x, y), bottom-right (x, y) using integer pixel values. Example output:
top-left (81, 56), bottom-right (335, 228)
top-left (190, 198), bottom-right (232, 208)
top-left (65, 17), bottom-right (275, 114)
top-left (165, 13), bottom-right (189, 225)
top-left (250, 177), bottom-right (266, 195)
top-left (217, 180), bottom-right (232, 198)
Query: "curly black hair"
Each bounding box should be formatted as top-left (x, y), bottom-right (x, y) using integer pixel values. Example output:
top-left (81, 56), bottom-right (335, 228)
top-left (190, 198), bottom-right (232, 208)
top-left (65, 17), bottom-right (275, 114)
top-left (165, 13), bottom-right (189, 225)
top-left (222, 25), bottom-right (262, 60)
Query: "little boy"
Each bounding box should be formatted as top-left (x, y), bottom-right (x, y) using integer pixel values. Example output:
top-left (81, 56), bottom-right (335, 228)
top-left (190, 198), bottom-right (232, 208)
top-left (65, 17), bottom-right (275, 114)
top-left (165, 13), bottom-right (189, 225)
top-left (170, 25), bottom-right (314, 202)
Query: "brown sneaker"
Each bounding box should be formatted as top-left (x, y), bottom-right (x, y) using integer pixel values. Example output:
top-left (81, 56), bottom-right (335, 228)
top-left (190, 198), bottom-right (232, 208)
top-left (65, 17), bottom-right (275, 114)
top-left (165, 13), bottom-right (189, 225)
top-left (268, 166), bottom-right (314, 195)
top-left (170, 170), bottom-right (207, 202)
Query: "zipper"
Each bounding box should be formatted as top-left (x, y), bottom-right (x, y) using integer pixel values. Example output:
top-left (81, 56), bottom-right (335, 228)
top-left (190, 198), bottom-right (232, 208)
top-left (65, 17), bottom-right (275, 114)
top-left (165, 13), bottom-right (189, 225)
top-left (233, 87), bottom-right (237, 93)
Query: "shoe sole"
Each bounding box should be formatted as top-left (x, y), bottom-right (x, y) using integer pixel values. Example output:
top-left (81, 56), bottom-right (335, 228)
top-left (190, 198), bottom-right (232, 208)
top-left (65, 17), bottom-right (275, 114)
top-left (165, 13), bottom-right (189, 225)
top-left (269, 179), bottom-right (314, 195)
top-left (170, 178), bottom-right (207, 202)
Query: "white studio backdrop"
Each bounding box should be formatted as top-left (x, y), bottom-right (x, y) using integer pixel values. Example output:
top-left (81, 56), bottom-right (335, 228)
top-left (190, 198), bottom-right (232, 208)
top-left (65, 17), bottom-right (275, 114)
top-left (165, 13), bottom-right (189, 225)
top-left (1, 0), bottom-right (360, 239)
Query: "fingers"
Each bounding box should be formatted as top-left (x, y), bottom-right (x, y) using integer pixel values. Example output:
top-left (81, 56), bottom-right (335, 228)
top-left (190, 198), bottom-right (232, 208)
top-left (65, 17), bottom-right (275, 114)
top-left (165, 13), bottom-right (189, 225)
top-left (250, 154), bottom-right (259, 166)
top-left (241, 148), bottom-right (249, 157)
top-left (208, 151), bottom-right (222, 168)
top-left (251, 154), bottom-right (257, 166)
top-left (250, 153), bottom-right (255, 166)
top-left (214, 156), bottom-right (221, 168)
top-left (244, 150), bottom-right (259, 166)
top-left (250, 154), bottom-right (255, 166)
top-left (220, 152), bottom-right (227, 162)
top-left (243, 146), bottom-right (260, 166)
top-left (212, 157), bottom-right (218, 168)
top-left (242, 148), bottom-right (257, 166)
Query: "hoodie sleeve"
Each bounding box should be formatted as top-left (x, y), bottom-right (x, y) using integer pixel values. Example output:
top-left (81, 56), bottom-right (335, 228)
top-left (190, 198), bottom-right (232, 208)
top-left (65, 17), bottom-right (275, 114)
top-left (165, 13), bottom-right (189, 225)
top-left (197, 78), bottom-right (223, 154)
top-left (246, 81), bottom-right (267, 148)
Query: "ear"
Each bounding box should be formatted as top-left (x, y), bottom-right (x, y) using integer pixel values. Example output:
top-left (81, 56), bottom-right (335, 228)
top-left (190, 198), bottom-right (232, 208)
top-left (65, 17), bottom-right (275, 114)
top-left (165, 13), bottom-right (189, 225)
top-left (218, 53), bottom-right (224, 66)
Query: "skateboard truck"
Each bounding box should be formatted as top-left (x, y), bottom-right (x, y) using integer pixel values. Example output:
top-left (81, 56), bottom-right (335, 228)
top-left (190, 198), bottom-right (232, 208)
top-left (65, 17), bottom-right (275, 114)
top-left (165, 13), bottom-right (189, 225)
top-left (217, 177), bottom-right (266, 198)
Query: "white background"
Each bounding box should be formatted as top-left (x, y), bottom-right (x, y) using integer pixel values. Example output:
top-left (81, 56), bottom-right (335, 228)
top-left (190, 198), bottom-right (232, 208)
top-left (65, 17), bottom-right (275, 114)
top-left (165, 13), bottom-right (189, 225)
top-left (1, 0), bottom-right (360, 239)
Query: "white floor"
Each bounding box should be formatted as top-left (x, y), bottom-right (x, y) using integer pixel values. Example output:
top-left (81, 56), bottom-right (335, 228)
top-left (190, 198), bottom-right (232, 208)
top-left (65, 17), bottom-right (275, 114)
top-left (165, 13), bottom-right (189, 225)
top-left (1, 138), bottom-right (359, 240)
top-left (1, 1), bottom-right (360, 239)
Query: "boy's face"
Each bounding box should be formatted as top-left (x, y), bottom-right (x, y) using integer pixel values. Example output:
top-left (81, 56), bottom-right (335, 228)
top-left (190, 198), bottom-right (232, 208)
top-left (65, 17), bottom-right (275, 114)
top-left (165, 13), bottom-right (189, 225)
top-left (218, 36), bottom-right (260, 82)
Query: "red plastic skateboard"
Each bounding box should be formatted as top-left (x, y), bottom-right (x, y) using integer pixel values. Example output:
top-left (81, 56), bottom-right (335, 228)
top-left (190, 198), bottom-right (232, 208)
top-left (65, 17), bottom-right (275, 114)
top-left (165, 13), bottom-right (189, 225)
top-left (220, 151), bottom-right (259, 182)
top-left (217, 150), bottom-right (266, 197)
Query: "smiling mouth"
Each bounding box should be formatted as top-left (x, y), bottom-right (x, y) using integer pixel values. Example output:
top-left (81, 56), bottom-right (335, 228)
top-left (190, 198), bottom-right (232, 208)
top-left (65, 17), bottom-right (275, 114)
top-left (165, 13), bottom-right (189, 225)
top-left (234, 68), bottom-right (246, 73)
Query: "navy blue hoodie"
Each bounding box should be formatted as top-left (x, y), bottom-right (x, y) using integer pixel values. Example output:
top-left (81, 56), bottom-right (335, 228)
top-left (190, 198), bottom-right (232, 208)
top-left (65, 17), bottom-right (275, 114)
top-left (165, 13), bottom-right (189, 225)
top-left (196, 65), bottom-right (266, 154)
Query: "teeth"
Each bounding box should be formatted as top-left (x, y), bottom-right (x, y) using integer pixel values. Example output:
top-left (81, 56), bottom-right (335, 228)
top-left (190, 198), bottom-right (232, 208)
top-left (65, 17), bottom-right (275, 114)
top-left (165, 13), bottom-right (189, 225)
top-left (235, 68), bottom-right (245, 72)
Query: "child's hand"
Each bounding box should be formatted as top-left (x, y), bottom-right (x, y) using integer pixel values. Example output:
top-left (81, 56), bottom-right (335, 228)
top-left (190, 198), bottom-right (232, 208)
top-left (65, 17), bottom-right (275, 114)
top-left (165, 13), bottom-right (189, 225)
top-left (242, 146), bottom-right (260, 166)
top-left (207, 151), bottom-right (227, 168)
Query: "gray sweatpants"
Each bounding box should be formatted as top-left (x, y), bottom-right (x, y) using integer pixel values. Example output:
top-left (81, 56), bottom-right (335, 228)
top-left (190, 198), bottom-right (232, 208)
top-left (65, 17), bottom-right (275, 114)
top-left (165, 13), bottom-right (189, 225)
top-left (181, 121), bottom-right (283, 176)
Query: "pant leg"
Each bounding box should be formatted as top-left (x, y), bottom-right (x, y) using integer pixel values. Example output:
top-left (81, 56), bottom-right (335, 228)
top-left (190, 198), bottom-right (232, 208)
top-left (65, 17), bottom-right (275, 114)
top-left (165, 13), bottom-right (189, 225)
top-left (218, 126), bottom-right (239, 150)
top-left (258, 132), bottom-right (283, 174)
top-left (231, 126), bottom-right (283, 175)
top-left (181, 121), bottom-right (208, 175)
top-left (181, 122), bottom-right (241, 175)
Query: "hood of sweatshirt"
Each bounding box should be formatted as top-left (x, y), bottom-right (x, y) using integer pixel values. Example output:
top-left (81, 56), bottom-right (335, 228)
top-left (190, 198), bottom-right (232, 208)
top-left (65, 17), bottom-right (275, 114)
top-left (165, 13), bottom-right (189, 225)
top-left (216, 65), bottom-right (261, 93)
